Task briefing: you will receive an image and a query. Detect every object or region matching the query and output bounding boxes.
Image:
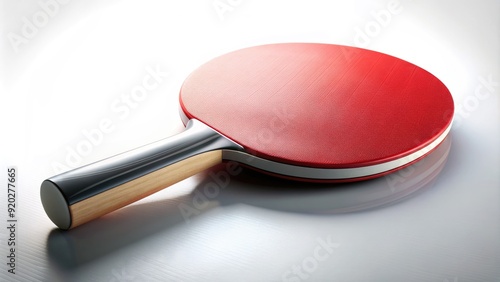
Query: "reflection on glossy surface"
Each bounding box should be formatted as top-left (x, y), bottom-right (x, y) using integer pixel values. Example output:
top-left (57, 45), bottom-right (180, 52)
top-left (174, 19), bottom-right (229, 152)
top-left (215, 136), bottom-right (452, 214)
top-left (47, 196), bottom-right (189, 269)
top-left (48, 137), bottom-right (451, 271)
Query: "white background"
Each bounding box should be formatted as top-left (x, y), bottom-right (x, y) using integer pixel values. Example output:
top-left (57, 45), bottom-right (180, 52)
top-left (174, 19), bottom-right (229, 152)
top-left (1, 0), bottom-right (499, 281)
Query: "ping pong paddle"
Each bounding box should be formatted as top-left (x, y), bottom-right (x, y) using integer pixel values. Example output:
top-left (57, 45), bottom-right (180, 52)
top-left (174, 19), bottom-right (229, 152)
top-left (41, 43), bottom-right (454, 230)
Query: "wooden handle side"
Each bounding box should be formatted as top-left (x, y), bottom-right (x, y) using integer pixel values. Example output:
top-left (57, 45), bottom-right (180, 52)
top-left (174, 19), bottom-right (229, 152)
top-left (68, 150), bottom-right (222, 229)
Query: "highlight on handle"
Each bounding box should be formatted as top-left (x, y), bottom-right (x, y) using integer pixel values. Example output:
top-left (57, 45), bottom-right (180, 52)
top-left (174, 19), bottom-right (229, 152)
top-left (40, 120), bottom-right (241, 230)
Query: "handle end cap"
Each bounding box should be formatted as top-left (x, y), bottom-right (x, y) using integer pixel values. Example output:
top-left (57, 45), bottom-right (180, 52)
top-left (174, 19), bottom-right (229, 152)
top-left (41, 180), bottom-right (71, 230)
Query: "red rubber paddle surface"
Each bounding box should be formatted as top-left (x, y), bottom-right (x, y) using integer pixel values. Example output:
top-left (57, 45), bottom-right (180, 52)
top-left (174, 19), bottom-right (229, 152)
top-left (179, 43), bottom-right (454, 169)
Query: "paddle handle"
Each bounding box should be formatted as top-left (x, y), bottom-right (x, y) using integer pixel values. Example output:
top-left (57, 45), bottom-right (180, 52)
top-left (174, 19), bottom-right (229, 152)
top-left (40, 120), bottom-right (240, 230)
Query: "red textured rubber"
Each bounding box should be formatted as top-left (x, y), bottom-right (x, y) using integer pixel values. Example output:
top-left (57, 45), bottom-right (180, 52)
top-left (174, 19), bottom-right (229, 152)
top-left (179, 43), bottom-right (453, 169)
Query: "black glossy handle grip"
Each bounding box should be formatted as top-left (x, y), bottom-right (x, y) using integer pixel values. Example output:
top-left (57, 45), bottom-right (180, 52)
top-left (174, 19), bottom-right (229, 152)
top-left (40, 120), bottom-right (241, 229)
